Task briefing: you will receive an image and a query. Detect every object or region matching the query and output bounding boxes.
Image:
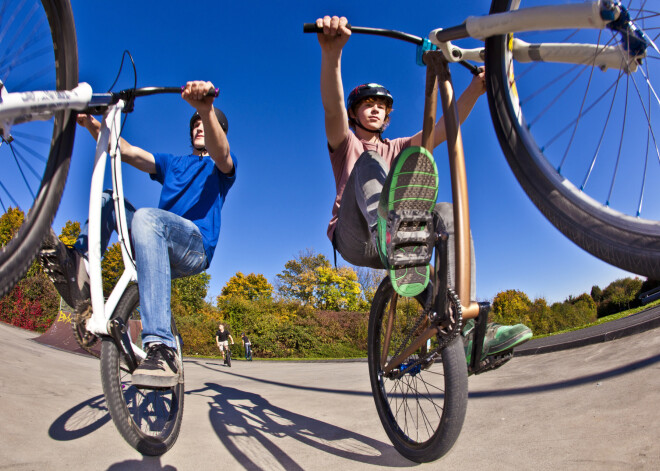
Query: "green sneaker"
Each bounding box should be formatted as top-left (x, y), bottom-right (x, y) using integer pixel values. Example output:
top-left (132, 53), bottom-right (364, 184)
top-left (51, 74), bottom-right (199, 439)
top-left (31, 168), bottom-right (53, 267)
top-left (463, 319), bottom-right (533, 365)
top-left (376, 146), bottom-right (438, 297)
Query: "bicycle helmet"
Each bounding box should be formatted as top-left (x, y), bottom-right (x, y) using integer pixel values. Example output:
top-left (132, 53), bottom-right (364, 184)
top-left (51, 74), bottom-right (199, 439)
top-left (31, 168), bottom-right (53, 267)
top-left (347, 83), bottom-right (393, 111)
top-left (189, 107), bottom-right (229, 146)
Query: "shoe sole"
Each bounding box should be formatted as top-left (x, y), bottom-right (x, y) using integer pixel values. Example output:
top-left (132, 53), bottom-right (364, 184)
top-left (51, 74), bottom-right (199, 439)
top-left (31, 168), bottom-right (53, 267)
top-left (382, 146), bottom-right (438, 297)
top-left (131, 373), bottom-right (179, 389)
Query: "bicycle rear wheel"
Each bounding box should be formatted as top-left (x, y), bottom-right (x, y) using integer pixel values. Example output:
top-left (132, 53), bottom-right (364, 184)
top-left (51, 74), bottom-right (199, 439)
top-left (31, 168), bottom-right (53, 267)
top-left (367, 278), bottom-right (468, 463)
top-left (100, 284), bottom-right (184, 456)
top-left (0, 0), bottom-right (78, 297)
top-left (486, 0), bottom-right (660, 278)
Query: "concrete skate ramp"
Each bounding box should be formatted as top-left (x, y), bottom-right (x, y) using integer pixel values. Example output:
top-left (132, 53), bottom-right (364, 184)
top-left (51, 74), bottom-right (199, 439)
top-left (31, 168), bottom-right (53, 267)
top-left (32, 310), bottom-right (141, 356)
top-left (1, 319), bottom-right (660, 469)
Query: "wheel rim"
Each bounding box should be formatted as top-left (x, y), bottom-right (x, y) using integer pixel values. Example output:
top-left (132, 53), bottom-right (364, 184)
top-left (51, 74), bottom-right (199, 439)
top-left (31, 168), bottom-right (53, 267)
top-left (496, 0), bottom-right (660, 223)
top-left (0, 0), bottom-right (77, 294)
top-left (372, 287), bottom-right (452, 448)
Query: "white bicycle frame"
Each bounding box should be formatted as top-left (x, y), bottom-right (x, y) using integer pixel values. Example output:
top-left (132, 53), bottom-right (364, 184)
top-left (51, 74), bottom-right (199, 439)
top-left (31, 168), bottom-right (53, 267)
top-left (430, 0), bottom-right (649, 74)
top-left (84, 101), bottom-right (141, 348)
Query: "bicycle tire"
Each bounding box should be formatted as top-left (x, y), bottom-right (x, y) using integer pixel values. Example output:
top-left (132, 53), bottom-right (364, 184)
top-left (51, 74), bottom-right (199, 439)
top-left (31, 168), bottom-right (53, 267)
top-left (226, 347), bottom-right (232, 367)
top-left (485, 0), bottom-right (660, 279)
top-left (367, 278), bottom-right (468, 463)
top-left (0, 0), bottom-right (78, 297)
top-left (100, 284), bottom-right (184, 456)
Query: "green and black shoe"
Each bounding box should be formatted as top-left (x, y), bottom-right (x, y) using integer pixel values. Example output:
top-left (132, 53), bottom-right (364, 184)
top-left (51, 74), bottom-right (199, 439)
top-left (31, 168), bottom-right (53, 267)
top-left (376, 146), bottom-right (438, 297)
top-left (463, 319), bottom-right (533, 366)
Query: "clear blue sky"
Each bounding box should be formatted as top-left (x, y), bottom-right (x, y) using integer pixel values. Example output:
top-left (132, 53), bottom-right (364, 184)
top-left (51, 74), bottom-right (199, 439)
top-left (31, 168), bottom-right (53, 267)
top-left (53, 0), bottom-right (637, 304)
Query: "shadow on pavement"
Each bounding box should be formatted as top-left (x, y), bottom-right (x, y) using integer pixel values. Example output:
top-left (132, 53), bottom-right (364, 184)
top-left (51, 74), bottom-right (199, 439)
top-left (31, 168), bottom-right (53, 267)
top-left (48, 394), bottom-right (110, 441)
top-left (470, 351), bottom-right (660, 399)
top-left (187, 382), bottom-right (411, 470)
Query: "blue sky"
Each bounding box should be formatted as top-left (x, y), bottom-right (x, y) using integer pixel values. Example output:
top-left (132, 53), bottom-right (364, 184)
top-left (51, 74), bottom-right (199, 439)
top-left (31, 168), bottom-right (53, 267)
top-left (50, 0), bottom-right (639, 304)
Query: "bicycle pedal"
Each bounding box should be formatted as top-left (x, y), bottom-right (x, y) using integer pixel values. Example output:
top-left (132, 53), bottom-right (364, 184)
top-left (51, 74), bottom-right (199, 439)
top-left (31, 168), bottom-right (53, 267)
top-left (470, 350), bottom-right (514, 375)
top-left (386, 209), bottom-right (435, 268)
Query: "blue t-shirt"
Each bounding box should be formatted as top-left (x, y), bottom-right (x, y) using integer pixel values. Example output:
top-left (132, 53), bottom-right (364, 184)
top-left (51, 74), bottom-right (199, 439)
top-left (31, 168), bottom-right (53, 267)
top-left (150, 152), bottom-right (237, 264)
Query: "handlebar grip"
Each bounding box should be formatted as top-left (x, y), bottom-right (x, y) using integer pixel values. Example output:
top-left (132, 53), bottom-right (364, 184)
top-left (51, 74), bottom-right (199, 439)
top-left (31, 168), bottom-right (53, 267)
top-left (303, 22), bottom-right (352, 33)
top-left (303, 23), bottom-right (320, 33)
top-left (179, 86), bottom-right (219, 97)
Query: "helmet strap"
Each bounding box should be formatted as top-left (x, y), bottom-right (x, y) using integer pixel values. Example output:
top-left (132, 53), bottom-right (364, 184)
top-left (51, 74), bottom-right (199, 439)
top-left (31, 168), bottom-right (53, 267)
top-left (352, 117), bottom-right (385, 142)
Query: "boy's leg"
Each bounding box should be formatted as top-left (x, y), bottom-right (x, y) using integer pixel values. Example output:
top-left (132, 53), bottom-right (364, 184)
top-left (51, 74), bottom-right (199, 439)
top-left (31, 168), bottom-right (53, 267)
top-left (334, 151), bottom-right (388, 268)
top-left (130, 208), bottom-right (207, 388)
top-left (131, 208), bottom-right (206, 348)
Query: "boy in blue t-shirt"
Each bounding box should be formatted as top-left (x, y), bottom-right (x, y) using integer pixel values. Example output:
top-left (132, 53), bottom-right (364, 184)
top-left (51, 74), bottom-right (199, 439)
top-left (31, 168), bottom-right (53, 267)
top-left (40, 81), bottom-right (236, 388)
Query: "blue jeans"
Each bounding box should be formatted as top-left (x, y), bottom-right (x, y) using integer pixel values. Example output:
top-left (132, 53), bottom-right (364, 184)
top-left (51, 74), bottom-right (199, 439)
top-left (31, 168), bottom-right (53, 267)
top-left (75, 190), bottom-right (208, 348)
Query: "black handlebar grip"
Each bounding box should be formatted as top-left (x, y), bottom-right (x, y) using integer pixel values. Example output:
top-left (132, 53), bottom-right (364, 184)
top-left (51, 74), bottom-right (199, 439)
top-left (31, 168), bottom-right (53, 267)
top-left (303, 23), bottom-right (320, 33)
top-left (179, 86), bottom-right (219, 97)
top-left (303, 23), bottom-right (352, 33)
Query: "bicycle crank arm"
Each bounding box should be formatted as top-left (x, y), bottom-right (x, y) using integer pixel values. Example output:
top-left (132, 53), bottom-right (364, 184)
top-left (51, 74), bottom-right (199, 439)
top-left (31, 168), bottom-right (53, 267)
top-left (108, 317), bottom-right (139, 372)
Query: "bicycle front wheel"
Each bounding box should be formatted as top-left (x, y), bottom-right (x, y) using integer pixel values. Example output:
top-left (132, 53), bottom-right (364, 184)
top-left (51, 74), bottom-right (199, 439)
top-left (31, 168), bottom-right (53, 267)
top-left (100, 284), bottom-right (184, 456)
top-left (0, 0), bottom-right (78, 297)
top-left (367, 278), bottom-right (468, 463)
top-left (486, 0), bottom-right (660, 278)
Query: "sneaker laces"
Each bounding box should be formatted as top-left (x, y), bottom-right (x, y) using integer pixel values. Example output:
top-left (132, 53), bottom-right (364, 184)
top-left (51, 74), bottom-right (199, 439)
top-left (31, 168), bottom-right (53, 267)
top-left (146, 343), bottom-right (179, 374)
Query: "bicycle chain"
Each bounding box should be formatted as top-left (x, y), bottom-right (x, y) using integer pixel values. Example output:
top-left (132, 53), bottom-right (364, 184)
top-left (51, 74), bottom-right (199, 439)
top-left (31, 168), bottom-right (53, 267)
top-left (388, 289), bottom-right (462, 378)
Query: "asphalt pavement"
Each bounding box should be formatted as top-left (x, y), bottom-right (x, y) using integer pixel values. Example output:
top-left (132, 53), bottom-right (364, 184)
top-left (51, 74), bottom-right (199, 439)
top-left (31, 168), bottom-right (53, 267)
top-left (1, 306), bottom-right (659, 470)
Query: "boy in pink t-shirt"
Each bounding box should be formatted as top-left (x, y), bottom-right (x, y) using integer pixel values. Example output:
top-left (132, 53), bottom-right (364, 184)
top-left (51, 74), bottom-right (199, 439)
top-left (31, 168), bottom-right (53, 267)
top-left (314, 15), bottom-right (532, 362)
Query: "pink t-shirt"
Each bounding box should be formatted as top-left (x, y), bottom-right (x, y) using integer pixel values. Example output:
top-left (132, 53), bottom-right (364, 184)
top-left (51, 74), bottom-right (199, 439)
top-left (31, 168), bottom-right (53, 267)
top-left (327, 132), bottom-right (413, 240)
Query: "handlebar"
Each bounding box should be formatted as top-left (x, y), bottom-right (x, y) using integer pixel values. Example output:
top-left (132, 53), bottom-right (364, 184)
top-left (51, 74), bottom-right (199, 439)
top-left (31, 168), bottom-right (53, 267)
top-left (303, 23), bottom-right (480, 75)
top-left (85, 86), bottom-right (219, 115)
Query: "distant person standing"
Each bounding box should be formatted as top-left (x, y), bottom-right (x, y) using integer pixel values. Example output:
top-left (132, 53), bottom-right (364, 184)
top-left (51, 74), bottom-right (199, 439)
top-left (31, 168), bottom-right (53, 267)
top-left (215, 323), bottom-right (234, 365)
top-left (241, 332), bottom-right (252, 361)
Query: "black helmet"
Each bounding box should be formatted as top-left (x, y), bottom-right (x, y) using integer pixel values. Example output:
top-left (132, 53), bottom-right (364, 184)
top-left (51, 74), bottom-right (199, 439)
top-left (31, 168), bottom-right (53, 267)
top-left (189, 107), bottom-right (229, 143)
top-left (347, 83), bottom-right (393, 111)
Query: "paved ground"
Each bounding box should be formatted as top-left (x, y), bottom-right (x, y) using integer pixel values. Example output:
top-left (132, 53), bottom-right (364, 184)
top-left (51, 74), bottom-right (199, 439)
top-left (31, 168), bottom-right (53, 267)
top-left (1, 314), bottom-right (659, 470)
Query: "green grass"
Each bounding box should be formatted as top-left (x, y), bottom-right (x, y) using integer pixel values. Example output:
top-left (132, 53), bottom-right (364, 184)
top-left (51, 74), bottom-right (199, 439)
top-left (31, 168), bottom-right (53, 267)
top-left (532, 298), bottom-right (660, 340)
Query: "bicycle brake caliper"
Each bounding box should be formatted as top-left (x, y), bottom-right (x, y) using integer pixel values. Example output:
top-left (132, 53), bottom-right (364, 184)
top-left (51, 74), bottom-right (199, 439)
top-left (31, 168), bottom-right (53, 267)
top-left (602, 1), bottom-right (655, 60)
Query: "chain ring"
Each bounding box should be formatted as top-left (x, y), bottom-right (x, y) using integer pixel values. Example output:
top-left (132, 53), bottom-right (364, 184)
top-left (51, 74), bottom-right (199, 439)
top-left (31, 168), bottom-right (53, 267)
top-left (71, 303), bottom-right (100, 358)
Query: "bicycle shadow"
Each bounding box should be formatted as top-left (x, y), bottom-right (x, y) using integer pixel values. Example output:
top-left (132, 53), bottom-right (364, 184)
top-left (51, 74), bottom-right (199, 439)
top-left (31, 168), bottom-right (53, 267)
top-left (186, 382), bottom-right (410, 470)
top-left (48, 393), bottom-right (110, 441)
top-left (105, 457), bottom-right (176, 470)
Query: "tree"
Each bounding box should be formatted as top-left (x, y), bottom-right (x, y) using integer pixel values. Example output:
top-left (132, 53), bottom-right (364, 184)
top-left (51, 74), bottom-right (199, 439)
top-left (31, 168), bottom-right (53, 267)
top-left (313, 265), bottom-right (362, 311)
top-left (172, 271), bottom-right (211, 314)
top-left (601, 277), bottom-right (643, 313)
top-left (218, 272), bottom-right (273, 302)
top-left (101, 242), bottom-right (125, 296)
top-left (59, 220), bottom-right (81, 247)
top-left (275, 249), bottom-right (364, 310)
top-left (491, 289), bottom-right (532, 325)
top-left (0, 207), bottom-right (24, 247)
top-left (355, 266), bottom-right (385, 306)
top-left (276, 249), bottom-right (330, 304)
top-left (590, 285), bottom-right (603, 303)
